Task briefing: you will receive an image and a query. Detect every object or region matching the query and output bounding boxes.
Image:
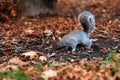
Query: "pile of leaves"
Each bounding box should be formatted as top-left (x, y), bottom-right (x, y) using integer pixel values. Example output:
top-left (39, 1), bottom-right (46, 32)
top-left (0, 0), bottom-right (16, 22)
top-left (0, 51), bottom-right (120, 80)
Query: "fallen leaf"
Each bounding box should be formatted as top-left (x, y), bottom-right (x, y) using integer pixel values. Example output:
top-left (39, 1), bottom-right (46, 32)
top-left (21, 51), bottom-right (39, 60)
top-left (42, 69), bottom-right (57, 80)
top-left (90, 38), bottom-right (98, 42)
top-left (0, 65), bottom-right (18, 72)
top-left (44, 29), bottom-right (53, 36)
top-left (24, 29), bottom-right (34, 35)
top-left (39, 56), bottom-right (47, 62)
top-left (8, 57), bottom-right (28, 68)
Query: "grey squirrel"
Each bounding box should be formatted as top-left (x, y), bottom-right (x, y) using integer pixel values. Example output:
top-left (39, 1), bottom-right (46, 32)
top-left (57, 11), bottom-right (95, 52)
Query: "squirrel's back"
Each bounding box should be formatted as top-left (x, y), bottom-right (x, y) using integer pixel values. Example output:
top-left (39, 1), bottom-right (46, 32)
top-left (62, 30), bottom-right (88, 43)
top-left (59, 30), bottom-right (90, 50)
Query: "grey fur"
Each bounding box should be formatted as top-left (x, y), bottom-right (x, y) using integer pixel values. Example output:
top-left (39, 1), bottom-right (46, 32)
top-left (78, 11), bottom-right (95, 33)
top-left (58, 11), bottom-right (95, 52)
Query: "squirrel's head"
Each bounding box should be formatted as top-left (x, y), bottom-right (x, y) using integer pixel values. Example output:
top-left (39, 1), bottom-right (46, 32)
top-left (78, 11), bottom-right (95, 33)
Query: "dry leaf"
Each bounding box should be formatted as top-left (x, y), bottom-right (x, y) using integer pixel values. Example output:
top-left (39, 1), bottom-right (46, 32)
top-left (0, 65), bottom-right (18, 72)
top-left (90, 38), bottom-right (98, 42)
top-left (11, 9), bottom-right (16, 17)
top-left (39, 56), bottom-right (47, 62)
top-left (42, 69), bottom-right (57, 80)
top-left (44, 30), bottom-right (53, 36)
top-left (8, 57), bottom-right (28, 67)
top-left (21, 51), bottom-right (39, 60)
top-left (24, 29), bottom-right (34, 35)
top-left (49, 53), bottom-right (57, 57)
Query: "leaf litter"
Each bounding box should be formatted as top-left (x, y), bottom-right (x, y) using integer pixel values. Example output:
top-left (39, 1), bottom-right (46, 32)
top-left (0, 0), bottom-right (120, 80)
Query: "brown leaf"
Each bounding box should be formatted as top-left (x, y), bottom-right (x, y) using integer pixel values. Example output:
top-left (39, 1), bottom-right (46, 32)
top-left (39, 56), bottom-right (47, 62)
top-left (8, 57), bottom-right (28, 68)
top-left (11, 9), bottom-right (16, 17)
top-left (42, 69), bottom-right (57, 80)
top-left (21, 51), bottom-right (39, 61)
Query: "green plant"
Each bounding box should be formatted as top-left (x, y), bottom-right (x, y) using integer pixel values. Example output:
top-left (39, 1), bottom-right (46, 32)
top-left (105, 51), bottom-right (117, 61)
top-left (36, 63), bottom-right (43, 72)
top-left (0, 68), bottom-right (28, 80)
top-left (103, 50), bottom-right (120, 70)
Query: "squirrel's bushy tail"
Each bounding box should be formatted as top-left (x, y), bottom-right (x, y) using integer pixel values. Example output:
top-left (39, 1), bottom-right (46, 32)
top-left (78, 11), bottom-right (95, 33)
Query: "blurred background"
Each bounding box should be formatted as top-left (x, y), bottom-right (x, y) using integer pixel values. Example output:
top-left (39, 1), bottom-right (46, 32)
top-left (0, 0), bottom-right (119, 20)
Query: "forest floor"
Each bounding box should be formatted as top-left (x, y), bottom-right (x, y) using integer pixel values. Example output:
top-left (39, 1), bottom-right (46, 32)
top-left (0, 0), bottom-right (120, 80)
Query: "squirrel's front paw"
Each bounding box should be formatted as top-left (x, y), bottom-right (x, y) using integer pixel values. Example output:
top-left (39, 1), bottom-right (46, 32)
top-left (86, 41), bottom-right (92, 48)
top-left (72, 48), bottom-right (76, 52)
